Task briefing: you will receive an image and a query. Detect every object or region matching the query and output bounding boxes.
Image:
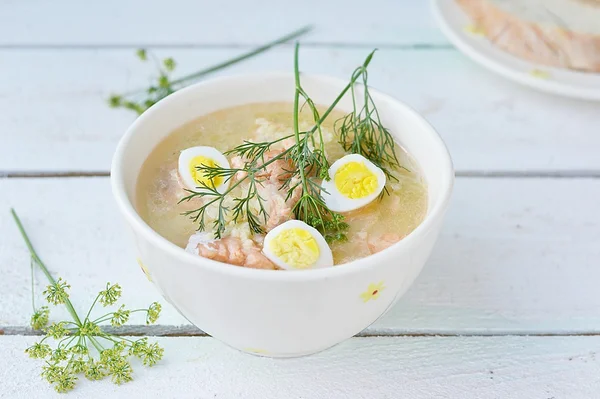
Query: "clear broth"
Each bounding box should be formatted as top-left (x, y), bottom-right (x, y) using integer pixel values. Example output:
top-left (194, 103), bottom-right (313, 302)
top-left (136, 102), bottom-right (428, 265)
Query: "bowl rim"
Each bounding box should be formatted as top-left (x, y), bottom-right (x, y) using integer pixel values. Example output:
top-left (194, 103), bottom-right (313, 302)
top-left (111, 71), bottom-right (455, 281)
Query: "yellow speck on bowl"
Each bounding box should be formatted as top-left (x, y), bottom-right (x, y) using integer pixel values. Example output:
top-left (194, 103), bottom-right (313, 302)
top-left (360, 281), bottom-right (386, 303)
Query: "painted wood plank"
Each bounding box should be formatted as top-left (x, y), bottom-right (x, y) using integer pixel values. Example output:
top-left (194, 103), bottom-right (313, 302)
top-left (2, 48), bottom-right (599, 173)
top-left (2, 335), bottom-right (600, 398)
top-left (2, 177), bottom-right (599, 333)
top-left (0, 0), bottom-right (445, 46)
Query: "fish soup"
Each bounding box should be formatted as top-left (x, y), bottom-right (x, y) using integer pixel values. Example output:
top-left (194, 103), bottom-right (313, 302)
top-left (136, 102), bottom-right (427, 269)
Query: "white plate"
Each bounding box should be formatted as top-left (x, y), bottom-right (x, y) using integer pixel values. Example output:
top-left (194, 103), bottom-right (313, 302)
top-left (431, 0), bottom-right (600, 101)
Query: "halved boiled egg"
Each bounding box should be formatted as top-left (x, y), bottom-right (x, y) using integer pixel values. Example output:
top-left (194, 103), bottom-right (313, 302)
top-left (262, 220), bottom-right (333, 270)
top-left (320, 154), bottom-right (386, 212)
top-left (178, 146), bottom-right (231, 193)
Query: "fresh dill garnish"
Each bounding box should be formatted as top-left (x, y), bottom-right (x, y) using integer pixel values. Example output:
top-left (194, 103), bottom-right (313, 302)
top-left (11, 209), bottom-right (164, 393)
top-left (108, 25), bottom-right (313, 115)
top-left (179, 164), bottom-right (270, 238)
top-left (179, 43), bottom-right (398, 243)
top-left (287, 43), bottom-right (349, 242)
top-left (335, 58), bottom-right (405, 183)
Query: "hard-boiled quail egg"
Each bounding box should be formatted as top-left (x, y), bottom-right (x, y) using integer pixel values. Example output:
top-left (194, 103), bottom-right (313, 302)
top-left (320, 154), bottom-right (386, 213)
top-left (262, 220), bottom-right (334, 270)
top-left (178, 146), bottom-right (231, 193)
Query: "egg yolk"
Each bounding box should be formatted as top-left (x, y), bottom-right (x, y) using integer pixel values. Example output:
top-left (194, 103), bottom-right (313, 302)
top-left (334, 161), bottom-right (378, 199)
top-left (268, 228), bottom-right (320, 269)
top-left (189, 156), bottom-right (223, 188)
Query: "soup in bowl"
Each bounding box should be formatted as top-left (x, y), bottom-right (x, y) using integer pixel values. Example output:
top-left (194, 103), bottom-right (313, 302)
top-left (111, 72), bottom-right (454, 357)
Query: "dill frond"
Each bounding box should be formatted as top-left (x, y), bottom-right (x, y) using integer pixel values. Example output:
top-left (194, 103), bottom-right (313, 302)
top-left (335, 54), bottom-right (406, 184)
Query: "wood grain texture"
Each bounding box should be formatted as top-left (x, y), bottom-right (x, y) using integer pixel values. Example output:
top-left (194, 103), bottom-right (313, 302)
top-left (2, 177), bottom-right (599, 333)
top-left (0, 0), bottom-right (445, 46)
top-left (1, 48), bottom-right (600, 173)
top-left (2, 335), bottom-right (600, 398)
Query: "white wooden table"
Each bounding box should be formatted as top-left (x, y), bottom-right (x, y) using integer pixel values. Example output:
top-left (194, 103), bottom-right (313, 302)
top-left (2, 1), bottom-right (600, 398)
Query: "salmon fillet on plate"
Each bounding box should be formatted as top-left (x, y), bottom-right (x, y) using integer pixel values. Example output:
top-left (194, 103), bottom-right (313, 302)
top-left (457, 0), bottom-right (600, 72)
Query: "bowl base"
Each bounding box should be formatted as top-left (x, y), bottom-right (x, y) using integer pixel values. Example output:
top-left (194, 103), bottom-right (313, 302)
top-left (229, 340), bottom-right (344, 358)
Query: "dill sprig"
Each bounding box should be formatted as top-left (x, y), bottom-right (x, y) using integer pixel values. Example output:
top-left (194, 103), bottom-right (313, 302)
top-left (180, 43), bottom-right (399, 242)
top-left (180, 43), bottom-right (373, 241)
top-left (108, 25), bottom-right (313, 115)
top-left (11, 209), bottom-right (164, 393)
top-left (287, 43), bottom-right (349, 242)
top-left (108, 49), bottom-right (178, 114)
top-left (179, 161), bottom-right (272, 238)
top-left (335, 56), bottom-right (405, 183)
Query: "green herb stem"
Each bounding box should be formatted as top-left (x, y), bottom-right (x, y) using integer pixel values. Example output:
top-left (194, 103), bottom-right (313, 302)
top-left (10, 208), bottom-right (83, 326)
top-left (307, 49), bottom-right (376, 134)
top-left (292, 44), bottom-right (305, 191)
top-left (123, 25), bottom-right (313, 98)
top-left (84, 293), bottom-right (102, 323)
top-left (89, 336), bottom-right (104, 353)
top-left (171, 25), bottom-right (313, 86)
top-left (30, 258), bottom-right (36, 313)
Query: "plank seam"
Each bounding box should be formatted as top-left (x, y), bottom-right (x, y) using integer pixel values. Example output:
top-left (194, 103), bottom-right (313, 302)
top-left (3, 326), bottom-right (600, 337)
top-left (3, 171), bottom-right (600, 179)
top-left (0, 43), bottom-right (454, 50)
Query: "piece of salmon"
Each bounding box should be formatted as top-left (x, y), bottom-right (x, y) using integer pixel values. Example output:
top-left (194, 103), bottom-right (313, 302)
top-left (367, 233), bottom-right (402, 254)
top-left (457, 0), bottom-right (600, 72)
top-left (353, 231), bottom-right (403, 255)
top-left (186, 233), bottom-right (276, 270)
top-left (155, 164), bottom-right (200, 212)
top-left (231, 147), bottom-right (302, 232)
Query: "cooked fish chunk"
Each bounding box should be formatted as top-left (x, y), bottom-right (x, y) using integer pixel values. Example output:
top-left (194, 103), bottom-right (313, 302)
top-left (186, 233), bottom-right (276, 270)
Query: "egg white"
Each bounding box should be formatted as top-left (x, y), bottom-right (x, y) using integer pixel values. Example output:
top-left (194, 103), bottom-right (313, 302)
top-left (320, 154), bottom-right (387, 213)
top-left (262, 220), bottom-right (334, 270)
top-left (178, 146), bottom-right (231, 193)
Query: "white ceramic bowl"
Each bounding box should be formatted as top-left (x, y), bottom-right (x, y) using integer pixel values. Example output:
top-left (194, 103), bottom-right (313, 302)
top-left (111, 73), bottom-right (454, 357)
